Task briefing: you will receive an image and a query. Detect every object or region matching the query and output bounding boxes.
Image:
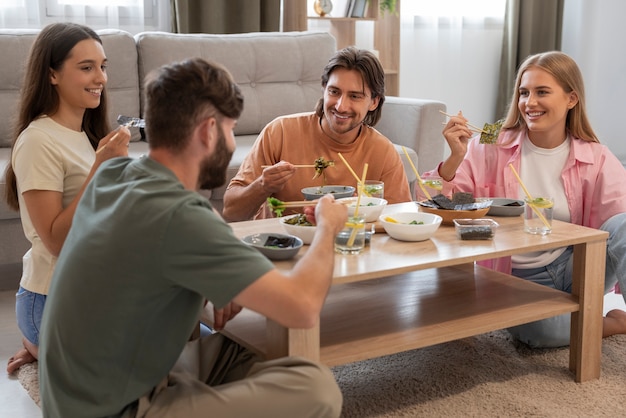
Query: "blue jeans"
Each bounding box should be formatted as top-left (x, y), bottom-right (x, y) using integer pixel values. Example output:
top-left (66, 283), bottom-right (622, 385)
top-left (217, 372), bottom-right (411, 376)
top-left (508, 213), bottom-right (626, 348)
top-left (15, 286), bottom-right (47, 346)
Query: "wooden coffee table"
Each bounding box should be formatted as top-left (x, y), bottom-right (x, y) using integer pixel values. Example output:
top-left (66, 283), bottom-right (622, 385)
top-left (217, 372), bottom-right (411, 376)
top-left (204, 203), bottom-right (608, 382)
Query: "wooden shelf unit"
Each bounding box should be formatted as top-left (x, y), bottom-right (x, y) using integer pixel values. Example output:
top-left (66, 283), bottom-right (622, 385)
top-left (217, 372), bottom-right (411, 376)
top-left (289, 0), bottom-right (401, 96)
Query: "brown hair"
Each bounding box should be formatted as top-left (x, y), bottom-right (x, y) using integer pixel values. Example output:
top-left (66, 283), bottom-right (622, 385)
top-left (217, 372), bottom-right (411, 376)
top-left (315, 46), bottom-right (385, 126)
top-left (502, 51), bottom-right (598, 143)
top-left (143, 57), bottom-right (243, 152)
top-left (3, 22), bottom-right (110, 211)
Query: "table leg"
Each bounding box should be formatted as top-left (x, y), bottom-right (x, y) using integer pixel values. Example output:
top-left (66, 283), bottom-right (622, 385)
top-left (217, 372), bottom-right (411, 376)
top-left (569, 239), bottom-right (606, 382)
top-left (266, 319), bottom-right (320, 361)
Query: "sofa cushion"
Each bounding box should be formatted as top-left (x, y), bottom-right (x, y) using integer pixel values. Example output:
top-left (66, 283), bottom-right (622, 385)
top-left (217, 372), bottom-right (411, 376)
top-left (98, 29), bottom-right (142, 142)
top-left (134, 31), bottom-right (336, 137)
top-left (0, 29), bottom-right (40, 148)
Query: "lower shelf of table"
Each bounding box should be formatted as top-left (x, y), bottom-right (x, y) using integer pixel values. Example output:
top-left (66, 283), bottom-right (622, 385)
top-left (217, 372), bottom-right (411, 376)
top-left (202, 263), bottom-right (579, 367)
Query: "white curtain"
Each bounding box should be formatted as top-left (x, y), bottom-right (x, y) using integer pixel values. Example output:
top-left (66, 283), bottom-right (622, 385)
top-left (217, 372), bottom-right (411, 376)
top-left (0, 0), bottom-right (170, 34)
top-left (562, 0), bottom-right (626, 164)
top-left (400, 0), bottom-right (506, 134)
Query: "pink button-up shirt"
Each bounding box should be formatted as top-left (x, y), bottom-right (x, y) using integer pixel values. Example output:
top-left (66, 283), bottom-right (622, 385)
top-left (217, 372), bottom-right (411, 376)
top-left (422, 129), bottom-right (626, 273)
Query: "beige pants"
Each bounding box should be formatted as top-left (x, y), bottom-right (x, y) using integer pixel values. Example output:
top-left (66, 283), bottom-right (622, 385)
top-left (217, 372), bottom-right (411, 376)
top-left (132, 333), bottom-right (342, 418)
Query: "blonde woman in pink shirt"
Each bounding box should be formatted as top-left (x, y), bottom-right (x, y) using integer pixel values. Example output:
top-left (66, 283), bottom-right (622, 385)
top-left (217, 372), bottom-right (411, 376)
top-left (423, 51), bottom-right (626, 347)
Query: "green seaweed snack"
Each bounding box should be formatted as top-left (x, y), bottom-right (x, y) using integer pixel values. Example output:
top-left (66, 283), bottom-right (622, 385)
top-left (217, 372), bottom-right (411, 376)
top-left (480, 119), bottom-right (503, 144)
top-left (312, 157), bottom-right (335, 180)
top-left (267, 197), bottom-right (286, 217)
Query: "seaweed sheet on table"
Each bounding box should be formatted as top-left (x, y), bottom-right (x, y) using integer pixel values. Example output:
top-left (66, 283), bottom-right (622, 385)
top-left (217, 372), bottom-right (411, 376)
top-left (421, 193), bottom-right (492, 211)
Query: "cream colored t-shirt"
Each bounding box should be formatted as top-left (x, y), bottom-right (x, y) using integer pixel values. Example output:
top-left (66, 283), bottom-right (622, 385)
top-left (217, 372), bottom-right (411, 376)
top-left (12, 116), bottom-right (95, 294)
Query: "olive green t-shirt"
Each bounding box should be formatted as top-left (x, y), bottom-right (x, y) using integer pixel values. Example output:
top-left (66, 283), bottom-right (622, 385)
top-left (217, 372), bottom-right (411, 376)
top-left (39, 156), bottom-right (274, 418)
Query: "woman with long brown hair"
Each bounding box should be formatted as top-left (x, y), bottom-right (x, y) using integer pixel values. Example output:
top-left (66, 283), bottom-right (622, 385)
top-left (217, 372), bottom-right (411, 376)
top-left (4, 22), bottom-right (130, 373)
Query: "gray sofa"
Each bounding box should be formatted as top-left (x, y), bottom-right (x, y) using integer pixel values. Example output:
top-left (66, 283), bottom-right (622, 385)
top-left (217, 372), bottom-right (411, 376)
top-left (0, 29), bottom-right (446, 289)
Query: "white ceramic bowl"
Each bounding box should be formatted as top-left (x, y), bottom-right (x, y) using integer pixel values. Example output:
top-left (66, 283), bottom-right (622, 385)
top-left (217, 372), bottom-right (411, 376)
top-left (242, 232), bottom-right (303, 260)
top-left (378, 212), bottom-right (442, 242)
top-left (279, 214), bottom-right (317, 244)
top-left (337, 196), bottom-right (388, 223)
top-left (301, 185), bottom-right (356, 201)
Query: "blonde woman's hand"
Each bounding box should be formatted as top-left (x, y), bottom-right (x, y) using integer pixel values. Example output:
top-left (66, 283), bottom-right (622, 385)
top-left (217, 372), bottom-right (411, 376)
top-left (442, 111), bottom-right (473, 158)
top-left (95, 126), bottom-right (131, 160)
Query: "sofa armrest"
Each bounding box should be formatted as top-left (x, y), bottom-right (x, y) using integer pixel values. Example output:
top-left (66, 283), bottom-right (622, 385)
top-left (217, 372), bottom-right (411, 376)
top-left (376, 97), bottom-right (446, 174)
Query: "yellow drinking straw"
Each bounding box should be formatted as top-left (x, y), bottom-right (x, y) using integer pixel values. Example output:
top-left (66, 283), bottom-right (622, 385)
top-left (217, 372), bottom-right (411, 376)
top-left (347, 163), bottom-right (368, 247)
top-left (337, 152), bottom-right (362, 185)
top-left (402, 146), bottom-right (432, 201)
top-left (508, 163), bottom-right (551, 229)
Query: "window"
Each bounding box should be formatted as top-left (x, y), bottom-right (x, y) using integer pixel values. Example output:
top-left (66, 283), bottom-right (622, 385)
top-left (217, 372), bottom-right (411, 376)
top-left (406, 0), bottom-right (505, 18)
top-left (400, 0), bottom-right (507, 136)
top-left (0, 0), bottom-right (169, 33)
top-left (46, 0), bottom-right (153, 19)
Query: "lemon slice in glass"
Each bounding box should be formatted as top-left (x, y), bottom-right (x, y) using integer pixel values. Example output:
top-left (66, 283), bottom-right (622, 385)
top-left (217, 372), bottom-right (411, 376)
top-left (422, 179), bottom-right (443, 191)
top-left (345, 222), bottom-right (365, 229)
top-left (528, 197), bottom-right (554, 209)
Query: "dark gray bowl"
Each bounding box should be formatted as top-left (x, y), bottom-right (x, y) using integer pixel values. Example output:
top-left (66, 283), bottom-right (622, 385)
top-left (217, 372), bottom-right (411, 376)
top-left (301, 185), bottom-right (356, 201)
top-left (487, 198), bottom-right (525, 217)
top-left (242, 232), bottom-right (303, 260)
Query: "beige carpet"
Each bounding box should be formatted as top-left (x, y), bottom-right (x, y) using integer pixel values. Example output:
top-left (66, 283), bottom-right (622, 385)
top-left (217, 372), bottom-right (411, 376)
top-left (333, 330), bottom-right (626, 417)
top-left (19, 331), bottom-right (626, 417)
top-left (17, 361), bottom-right (39, 407)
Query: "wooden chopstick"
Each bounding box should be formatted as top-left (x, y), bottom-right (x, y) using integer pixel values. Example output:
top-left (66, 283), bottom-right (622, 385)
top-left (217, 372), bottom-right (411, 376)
top-left (439, 110), bottom-right (487, 134)
top-left (261, 164), bottom-right (316, 168)
top-left (271, 199), bottom-right (356, 208)
top-left (95, 132), bottom-right (120, 154)
top-left (441, 121), bottom-right (484, 134)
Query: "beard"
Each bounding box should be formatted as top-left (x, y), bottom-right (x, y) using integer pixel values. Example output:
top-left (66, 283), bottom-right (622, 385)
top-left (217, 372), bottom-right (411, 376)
top-left (323, 107), bottom-right (363, 136)
top-left (198, 125), bottom-right (234, 190)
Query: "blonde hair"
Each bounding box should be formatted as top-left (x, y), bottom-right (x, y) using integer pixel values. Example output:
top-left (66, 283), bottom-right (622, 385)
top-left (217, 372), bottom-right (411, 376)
top-left (502, 51), bottom-right (598, 143)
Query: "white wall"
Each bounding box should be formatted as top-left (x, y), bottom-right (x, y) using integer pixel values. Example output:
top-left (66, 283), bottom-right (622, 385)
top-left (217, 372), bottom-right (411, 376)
top-left (561, 0), bottom-right (626, 164)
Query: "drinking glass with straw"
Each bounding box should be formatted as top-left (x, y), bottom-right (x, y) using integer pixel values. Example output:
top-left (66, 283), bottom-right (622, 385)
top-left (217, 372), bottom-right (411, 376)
top-left (508, 164), bottom-right (552, 232)
top-left (335, 163), bottom-right (368, 254)
top-left (345, 163), bottom-right (368, 249)
top-left (401, 146), bottom-right (432, 201)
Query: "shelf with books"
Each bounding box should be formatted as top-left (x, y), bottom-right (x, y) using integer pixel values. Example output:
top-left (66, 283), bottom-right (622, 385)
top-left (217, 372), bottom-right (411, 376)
top-left (311, 0), bottom-right (376, 19)
top-left (303, 0), bottom-right (400, 96)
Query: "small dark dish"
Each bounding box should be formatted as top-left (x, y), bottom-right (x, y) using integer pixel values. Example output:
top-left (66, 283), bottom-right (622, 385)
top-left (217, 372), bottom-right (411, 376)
top-left (454, 218), bottom-right (499, 240)
top-left (242, 232), bottom-right (303, 260)
top-left (487, 198), bottom-right (525, 217)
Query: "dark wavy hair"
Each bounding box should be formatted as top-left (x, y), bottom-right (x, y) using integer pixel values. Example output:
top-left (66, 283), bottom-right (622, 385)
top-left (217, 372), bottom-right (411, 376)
top-left (143, 57), bottom-right (243, 152)
top-left (315, 46), bottom-right (385, 126)
top-left (3, 22), bottom-right (109, 211)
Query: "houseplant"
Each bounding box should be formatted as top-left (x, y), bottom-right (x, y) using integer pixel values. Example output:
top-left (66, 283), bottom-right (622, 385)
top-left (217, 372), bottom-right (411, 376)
top-left (379, 0), bottom-right (398, 16)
